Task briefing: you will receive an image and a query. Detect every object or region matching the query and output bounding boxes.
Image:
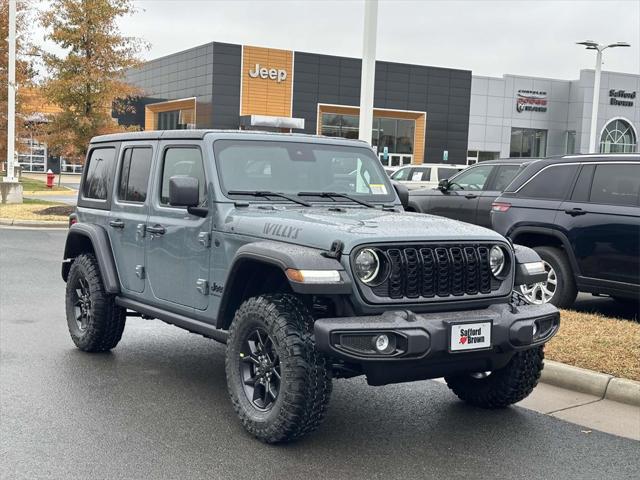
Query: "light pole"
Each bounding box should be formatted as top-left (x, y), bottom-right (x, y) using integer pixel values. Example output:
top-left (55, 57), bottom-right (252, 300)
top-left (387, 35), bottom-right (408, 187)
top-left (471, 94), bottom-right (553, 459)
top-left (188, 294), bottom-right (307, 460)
top-left (358, 0), bottom-right (378, 146)
top-left (576, 40), bottom-right (630, 153)
top-left (4, 0), bottom-right (17, 183)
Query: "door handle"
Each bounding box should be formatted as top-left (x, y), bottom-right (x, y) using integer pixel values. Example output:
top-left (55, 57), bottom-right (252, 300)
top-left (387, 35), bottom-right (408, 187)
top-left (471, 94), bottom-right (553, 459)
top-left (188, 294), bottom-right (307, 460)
top-left (146, 224), bottom-right (166, 235)
top-left (109, 219), bottom-right (125, 229)
top-left (464, 194), bottom-right (478, 199)
top-left (564, 208), bottom-right (587, 216)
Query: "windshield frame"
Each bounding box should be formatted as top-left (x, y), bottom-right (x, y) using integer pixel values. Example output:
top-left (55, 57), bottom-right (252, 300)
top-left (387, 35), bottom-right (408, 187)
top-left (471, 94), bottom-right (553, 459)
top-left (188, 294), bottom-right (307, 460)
top-left (213, 138), bottom-right (397, 204)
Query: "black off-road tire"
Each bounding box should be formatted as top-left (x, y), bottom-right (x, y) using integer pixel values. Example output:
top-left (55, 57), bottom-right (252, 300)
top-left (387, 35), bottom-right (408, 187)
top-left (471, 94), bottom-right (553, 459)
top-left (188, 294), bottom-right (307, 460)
top-left (445, 346), bottom-right (544, 408)
top-left (65, 253), bottom-right (126, 352)
top-left (225, 294), bottom-right (332, 443)
top-left (534, 246), bottom-right (577, 308)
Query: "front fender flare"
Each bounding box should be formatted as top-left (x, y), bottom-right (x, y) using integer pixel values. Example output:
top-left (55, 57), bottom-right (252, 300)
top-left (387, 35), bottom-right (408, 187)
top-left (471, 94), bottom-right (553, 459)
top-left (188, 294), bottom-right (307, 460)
top-left (215, 241), bottom-right (352, 329)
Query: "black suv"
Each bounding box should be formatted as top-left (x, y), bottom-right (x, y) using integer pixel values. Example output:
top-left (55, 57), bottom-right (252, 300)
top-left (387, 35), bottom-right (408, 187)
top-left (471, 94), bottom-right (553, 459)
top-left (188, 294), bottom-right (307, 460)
top-left (492, 154), bottom-right (640, 308)
top-left (407, 159), bottom-right (529, 228)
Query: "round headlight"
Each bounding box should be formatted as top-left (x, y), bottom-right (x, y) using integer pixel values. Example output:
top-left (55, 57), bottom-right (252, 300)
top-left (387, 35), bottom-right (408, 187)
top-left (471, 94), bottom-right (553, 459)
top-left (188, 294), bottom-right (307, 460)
top-left (489, 246), bottom-right (506, 277)
top-left (354, 248), bottom-right (380, 284)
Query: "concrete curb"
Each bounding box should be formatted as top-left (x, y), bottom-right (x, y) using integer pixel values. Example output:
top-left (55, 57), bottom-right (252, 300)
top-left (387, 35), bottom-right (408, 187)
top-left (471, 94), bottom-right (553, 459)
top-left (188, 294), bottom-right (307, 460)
top-left (0, 218), bottom-right (68, 228)
top-left (542, 360), bottom-right (640, 406)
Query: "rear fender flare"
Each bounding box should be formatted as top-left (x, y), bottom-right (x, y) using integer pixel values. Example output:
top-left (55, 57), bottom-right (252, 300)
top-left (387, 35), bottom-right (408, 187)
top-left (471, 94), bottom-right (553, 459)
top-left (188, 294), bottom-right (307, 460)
top-left (61, 223), bottom-right (120, 294)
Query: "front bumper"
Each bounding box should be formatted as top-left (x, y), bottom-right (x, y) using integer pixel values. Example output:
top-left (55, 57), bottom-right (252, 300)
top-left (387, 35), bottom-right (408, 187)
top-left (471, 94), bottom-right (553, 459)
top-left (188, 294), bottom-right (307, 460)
top-left (314, 303), bottom-right (559, 385)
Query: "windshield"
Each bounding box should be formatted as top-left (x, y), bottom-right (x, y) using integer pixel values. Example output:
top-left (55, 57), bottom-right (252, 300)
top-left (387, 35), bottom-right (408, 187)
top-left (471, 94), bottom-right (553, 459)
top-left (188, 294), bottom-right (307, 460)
top-left (214, 140), bottom-right (395, 202)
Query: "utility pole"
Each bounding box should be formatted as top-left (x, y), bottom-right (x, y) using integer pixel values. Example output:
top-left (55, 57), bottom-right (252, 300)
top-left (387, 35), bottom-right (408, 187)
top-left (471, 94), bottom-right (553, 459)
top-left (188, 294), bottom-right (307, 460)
top-left (4, 0), bottom-right (17, 182)
top-left (358, 0), bottom-right (378, 146)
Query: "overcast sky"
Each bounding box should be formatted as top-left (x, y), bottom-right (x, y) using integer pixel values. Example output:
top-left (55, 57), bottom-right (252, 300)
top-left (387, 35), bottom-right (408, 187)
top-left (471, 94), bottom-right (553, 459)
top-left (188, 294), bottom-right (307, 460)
top-left (36, 0), bottom-right (640, 80)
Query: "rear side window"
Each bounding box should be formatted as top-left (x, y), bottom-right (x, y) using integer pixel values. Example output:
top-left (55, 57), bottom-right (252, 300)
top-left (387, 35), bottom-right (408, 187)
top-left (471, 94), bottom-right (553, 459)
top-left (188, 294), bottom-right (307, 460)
top-left (492, 165), bottom-right (522, 191)
top-left (589, 164), bottom-right (640, 206)
top-left (160, 147), bottom-right (207, 206)
top-left (83, 147), bottom-right (116, 200)
top-left (517, 164), bottom-right (578, 200)
top-left (411, 168), bottom-right (431, 181)
top-left (118, 147), bottom-right (153, 203)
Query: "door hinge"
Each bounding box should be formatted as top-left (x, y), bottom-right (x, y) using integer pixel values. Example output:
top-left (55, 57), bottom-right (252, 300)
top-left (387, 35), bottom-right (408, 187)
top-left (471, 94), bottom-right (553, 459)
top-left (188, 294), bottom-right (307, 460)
top-left (196, 278), bottom-right (209, 295)
top-left (198, 231), bottom-right (211, 248)
top-left (135, 265), bottom-right (145, 279)
top-left (136, 223), bottom-right (146, 239)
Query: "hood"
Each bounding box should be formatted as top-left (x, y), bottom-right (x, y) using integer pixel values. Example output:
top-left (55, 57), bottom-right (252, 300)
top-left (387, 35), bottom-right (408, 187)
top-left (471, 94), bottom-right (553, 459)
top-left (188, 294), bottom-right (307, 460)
top-left (224, 205), bottom-right (506, 254)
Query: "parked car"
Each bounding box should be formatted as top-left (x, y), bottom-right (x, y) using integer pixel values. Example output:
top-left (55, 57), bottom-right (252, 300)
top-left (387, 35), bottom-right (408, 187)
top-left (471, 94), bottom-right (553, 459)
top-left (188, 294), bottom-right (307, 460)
top-left (492, 154), bottom-right (640, 308)
top-left (407, 159), bottom-right (530, 228)
top-left (390, 163), bottom-right (466, 190)
top-left (61, 130), bottom-right (557, 443)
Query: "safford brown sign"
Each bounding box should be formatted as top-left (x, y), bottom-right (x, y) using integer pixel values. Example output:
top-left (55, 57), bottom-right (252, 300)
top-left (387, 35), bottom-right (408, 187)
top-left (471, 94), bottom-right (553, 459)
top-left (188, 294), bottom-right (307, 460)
top-left (609, 89), bottom-right (635, 107)
top-left (516, 90), bottom-right (548, 113)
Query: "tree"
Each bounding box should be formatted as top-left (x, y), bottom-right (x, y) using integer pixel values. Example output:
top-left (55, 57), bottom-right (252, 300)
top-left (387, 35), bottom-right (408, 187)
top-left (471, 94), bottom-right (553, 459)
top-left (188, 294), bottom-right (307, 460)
top-left (41, 0), bottom-right (146, 161)
top-left (0, 0), bottom-right (38, 166)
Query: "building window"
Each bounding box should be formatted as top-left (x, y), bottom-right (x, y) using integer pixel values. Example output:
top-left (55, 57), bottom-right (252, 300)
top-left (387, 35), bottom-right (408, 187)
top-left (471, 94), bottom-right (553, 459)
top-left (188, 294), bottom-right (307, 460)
top-left (510, 128), bottom-right (547, 158)
top-left (467, 150), bottom-right (500, 164)
top-left (599, 119), bottom-right (637, 153)
top-left (565, 131), bottom-right (576, 154)
top-left (17, 136), bottom-right (47, 172)
top-left (320, 113), bottom-right (415, 160)
top-left (157, 108), bottom-right (195, 130)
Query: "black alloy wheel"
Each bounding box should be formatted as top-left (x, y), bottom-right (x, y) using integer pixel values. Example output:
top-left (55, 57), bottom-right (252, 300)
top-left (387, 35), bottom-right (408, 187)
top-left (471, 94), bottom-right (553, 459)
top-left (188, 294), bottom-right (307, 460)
top-left (72, 276), bottom-right (93, 332)
top-left (240, 328), bottom-right (281, 411)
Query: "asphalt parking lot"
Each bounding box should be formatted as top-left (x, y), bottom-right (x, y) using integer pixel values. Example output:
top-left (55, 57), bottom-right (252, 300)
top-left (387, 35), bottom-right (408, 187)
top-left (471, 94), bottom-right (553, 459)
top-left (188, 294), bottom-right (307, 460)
top-left (1, 227), bottom-right (638, 480)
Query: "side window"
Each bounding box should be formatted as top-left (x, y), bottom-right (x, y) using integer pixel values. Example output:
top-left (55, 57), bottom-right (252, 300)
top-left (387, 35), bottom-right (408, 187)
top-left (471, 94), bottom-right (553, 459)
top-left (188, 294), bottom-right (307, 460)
top-left (391, 167), bottom-right (412, 181)
top-left (518, 165), bottom-right (578, 200)
top-left (83, 147), bottom-right (116, 200)
top-left (411, 168), bottom-right (430, 181)
top-left (437, 167), bottom-right (460, 181)
top-left (450, 165), bottom-right (494, 191)
top-left (570, 164), bottom-right (595, 202)
top-left (589, 164), bottom-right (640, 206)
top-left (118, 147), bottom-right (153, 203)
top-left (492, 165), bottom-right (522, 192)
top-left (160, 147), bottom-right (207, 206)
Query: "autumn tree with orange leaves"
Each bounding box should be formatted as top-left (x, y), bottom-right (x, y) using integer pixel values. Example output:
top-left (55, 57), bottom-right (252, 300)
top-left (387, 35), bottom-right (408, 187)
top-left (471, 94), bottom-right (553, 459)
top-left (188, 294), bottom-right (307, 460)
top-left (41, 0), bottom-right (147, 161)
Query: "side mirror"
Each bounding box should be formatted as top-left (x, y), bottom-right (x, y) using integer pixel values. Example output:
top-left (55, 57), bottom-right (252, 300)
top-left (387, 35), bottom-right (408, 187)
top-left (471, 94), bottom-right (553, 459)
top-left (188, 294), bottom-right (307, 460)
top-left (169, 176), bottom-right (208, 217)
top-left (438, 179), bottom-right (450, 191)
top-left (169, 176), bottom-right (199, 207)
top-left (392, 181), bottom-right (409, 209)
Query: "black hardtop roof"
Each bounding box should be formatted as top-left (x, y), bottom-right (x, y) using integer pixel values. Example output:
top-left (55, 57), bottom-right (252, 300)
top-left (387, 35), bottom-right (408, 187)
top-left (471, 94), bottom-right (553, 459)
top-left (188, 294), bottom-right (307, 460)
top-left (89, 129), bottom-right (370, 145)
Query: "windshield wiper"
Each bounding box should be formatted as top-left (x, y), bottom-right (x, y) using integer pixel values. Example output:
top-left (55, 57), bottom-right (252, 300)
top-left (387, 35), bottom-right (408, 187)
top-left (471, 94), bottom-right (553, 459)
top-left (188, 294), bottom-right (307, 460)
top-left (297, 191), bottom-right (375, 208)
top-left (227, 190), bottom-right (311, 207)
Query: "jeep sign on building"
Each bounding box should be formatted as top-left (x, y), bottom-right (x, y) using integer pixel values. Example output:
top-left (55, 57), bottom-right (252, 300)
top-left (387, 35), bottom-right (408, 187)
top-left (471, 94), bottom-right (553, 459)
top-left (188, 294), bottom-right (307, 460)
top-left (116, 41), bottom-right (638, 168)
top-left (119, 42), bottom-right (472, 166)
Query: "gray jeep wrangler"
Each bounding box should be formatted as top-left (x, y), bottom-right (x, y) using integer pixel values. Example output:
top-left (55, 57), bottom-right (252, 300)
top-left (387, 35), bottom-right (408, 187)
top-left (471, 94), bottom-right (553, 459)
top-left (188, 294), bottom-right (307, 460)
top-left (62, 130), bottom-right (559, 443)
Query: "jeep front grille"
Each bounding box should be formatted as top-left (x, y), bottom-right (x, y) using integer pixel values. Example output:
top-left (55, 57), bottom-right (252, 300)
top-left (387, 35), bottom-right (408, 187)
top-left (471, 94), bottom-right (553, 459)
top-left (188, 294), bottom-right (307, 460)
top-left (367, 244), bottom-right (500, 300)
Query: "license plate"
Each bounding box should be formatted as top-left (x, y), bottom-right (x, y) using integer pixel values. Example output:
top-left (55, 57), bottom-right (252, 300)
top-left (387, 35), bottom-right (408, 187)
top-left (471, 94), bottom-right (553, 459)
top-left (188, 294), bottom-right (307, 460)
top-left (450, 321), bottom-right (492, 352)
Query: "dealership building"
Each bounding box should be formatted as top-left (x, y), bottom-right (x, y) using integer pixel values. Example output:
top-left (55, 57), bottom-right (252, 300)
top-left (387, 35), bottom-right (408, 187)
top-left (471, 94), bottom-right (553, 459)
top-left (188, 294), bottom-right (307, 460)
top-left (21, 41), bottom-right (638, 173)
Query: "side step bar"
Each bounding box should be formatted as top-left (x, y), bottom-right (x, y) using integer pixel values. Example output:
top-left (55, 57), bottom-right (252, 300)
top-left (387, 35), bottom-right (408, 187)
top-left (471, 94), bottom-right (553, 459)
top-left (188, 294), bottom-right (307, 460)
top-left (115, 296), bottom-right (228, 344)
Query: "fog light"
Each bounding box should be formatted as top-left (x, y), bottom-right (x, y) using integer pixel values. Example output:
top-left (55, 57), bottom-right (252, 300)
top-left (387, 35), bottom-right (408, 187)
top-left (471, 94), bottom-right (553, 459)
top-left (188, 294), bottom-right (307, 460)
top-left (373, 333), bottom-right (396, 354)
top-left (375, 334), bottom-right (389, 352)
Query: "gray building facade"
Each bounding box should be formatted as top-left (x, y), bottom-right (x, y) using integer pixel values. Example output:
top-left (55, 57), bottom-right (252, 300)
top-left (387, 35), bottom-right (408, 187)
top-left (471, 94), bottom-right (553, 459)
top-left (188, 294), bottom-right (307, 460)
top-left (120, 41), bottom-right (472, 165)
top-left (468, 70), bottom-right (639, 163)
